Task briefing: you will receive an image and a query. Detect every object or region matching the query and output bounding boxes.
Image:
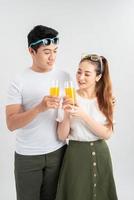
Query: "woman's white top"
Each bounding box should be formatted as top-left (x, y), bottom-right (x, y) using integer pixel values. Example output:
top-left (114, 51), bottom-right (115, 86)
top-left (68, 94), bottom-right (107, 142)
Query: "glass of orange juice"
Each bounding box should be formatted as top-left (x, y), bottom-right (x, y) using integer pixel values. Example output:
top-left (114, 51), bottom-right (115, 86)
top-left (64, 80), bottom-right (76, 110)
top-left (50, 80), bottom-right (60, 97)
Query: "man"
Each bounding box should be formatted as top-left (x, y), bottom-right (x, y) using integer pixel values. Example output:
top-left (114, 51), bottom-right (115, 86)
top-left (6, 25), bottom-right (69, 200)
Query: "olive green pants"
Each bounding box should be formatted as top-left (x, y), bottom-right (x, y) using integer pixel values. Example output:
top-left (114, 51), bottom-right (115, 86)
top-left (15, 145), bottom-right (66, 200)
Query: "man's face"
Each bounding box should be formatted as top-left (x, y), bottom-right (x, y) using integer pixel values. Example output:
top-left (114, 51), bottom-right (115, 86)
top-left (30, 44), bottom-right (58, 72)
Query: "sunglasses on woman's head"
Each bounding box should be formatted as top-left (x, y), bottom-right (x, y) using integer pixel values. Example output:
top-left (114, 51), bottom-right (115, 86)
top-left (81, 54), bottom-right (103, 74)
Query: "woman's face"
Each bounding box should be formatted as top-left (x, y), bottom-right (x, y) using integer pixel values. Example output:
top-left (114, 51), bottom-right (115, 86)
top-left (76, 60), bottom-right (101, 90)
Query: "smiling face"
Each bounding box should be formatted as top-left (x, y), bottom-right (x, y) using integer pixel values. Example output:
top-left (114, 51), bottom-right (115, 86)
top-left (76, 60), bottom-right (101, 90)
top-left (29, 44), bottom-right (58, 72)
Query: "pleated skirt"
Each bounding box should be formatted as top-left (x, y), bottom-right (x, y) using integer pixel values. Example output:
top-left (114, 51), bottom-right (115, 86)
top-left (55, 140), bottom-right (118, 200)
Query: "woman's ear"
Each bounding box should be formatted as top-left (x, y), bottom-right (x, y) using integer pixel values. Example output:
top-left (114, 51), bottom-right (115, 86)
top-left (96, 74), bottom-right (102, 82)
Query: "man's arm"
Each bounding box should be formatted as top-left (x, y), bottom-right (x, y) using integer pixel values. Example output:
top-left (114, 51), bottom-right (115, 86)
top-left (6, 96), bottom-right (60, 131)
top-left (6, 104), bottom-right (41, 131)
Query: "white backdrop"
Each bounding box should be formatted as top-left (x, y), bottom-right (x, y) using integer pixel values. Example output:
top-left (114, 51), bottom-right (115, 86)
top-left (0, 0), bottom-right (134, 199)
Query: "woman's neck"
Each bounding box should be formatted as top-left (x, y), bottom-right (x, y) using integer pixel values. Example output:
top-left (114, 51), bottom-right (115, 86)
top-left (77, 88), bottom-right (96, 99)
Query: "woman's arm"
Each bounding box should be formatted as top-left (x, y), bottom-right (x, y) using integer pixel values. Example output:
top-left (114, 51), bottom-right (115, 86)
top-left (81, 112), bottom-right (112, 139)
top-left (71, 105), bottom-right (112, 140)
top-left (57, 112), bottom-right (71, 141)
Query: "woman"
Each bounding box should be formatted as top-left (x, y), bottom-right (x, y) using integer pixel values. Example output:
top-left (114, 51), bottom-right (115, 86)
top-left (56, 54), bottom-right (118, 200)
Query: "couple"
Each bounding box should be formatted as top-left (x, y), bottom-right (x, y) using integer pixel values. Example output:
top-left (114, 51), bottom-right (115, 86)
top-left (6, 25), bottom-right (118, 200)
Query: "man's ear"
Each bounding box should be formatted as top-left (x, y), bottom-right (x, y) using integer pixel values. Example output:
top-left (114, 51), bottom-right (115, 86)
top-left (29, 47), bottom-right (35, 55)
top-left (96, 74), bottom-right (102, 82)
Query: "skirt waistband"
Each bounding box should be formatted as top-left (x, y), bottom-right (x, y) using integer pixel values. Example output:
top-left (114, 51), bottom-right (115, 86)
top-left (69, 139), bottom-right (104, 145)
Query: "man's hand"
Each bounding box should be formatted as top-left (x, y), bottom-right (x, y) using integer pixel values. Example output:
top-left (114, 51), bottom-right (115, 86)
top-left (37, 96), bottom-right (61, 112)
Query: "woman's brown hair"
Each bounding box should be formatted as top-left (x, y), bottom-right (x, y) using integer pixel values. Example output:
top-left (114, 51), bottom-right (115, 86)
top-left (80, 55), bottom-right (114, 129)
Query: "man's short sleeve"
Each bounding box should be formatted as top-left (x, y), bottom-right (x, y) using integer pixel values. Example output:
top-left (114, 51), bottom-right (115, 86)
top-left (6, 78), bottom-right (22, 105)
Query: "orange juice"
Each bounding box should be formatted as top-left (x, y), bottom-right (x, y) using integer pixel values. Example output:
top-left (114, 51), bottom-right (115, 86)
top-left (50, 87), bottom-right (60, 97)
top-left (65, 87), bottom-right (76, 102)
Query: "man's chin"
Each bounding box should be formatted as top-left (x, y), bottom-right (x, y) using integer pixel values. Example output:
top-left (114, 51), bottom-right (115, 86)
top-left (47, 63), bottom-right (54, 68)
top-left (47, 65), bottom-right (54, 70)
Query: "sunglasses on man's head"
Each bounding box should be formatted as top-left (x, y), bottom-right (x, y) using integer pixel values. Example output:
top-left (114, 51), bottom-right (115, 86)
top-left (29, 36), bottom-right (59, 48)
top-left (81, 54), bottom-right (103, 74)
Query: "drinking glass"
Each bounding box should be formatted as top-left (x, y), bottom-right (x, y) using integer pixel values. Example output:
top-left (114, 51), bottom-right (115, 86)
top-left (49, 80), bottom-right (60, 97)
top-left (64, 80), bottom-right (76, 111)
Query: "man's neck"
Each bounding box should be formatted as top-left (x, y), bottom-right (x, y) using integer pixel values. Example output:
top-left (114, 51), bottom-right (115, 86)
top-left (31, 65), bottom-right (53, 73)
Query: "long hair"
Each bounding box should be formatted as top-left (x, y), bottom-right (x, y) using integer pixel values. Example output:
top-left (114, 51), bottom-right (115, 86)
top-left (80, 55), bottom-right (114, 129)
top-left (96, 56), bottom-right (113, 129)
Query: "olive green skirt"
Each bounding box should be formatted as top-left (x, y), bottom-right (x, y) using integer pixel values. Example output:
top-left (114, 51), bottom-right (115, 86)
top-left (56, 140), bottom-right (118, 200)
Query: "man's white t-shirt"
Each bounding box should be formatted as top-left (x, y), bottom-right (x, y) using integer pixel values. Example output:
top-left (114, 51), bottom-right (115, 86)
top-left (7, 68), bottom-right (70, 155)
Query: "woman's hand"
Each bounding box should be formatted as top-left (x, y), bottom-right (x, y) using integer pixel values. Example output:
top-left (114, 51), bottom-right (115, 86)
top-left (69, 104), bottom-right (86, 119)
top-left (62, 97), bottom-right (86, 119)
top-left (62, 97), bottom-right (74, 112)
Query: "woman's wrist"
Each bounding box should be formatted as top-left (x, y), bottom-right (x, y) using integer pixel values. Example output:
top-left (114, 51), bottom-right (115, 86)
top-left (64, 111), bottom-right (70, 119)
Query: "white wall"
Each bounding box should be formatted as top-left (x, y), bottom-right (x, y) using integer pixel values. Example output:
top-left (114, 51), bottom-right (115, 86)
top-left (0, 0), bottom-right (134, 199)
